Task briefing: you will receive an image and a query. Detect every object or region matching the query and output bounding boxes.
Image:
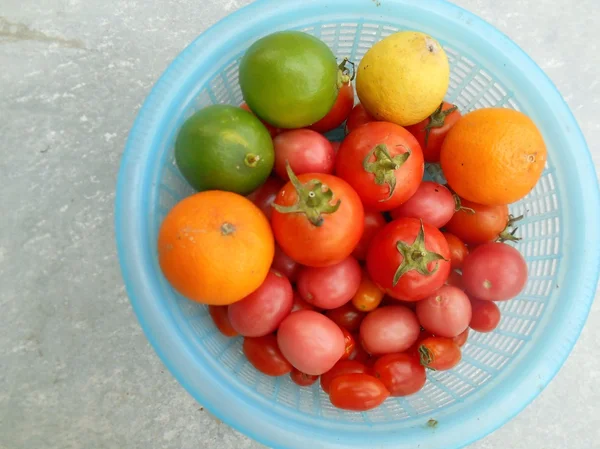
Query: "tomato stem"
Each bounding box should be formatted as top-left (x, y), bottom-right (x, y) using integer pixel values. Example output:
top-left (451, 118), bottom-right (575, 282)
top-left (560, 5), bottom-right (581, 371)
top-left (337, 57), bottom-right (356, 85)
top-left (272, 162), bottom-right (341, 227)
top-left (363, 144), bottom-right (411, 201)
top-left (452, 193), bottom-right (475, 214)
top-left (497, 214), bottom-right (524, 243)
top-left (418, 345), bottom-right (436, 370)
top-left (422, 102), bottom-right (458, 149)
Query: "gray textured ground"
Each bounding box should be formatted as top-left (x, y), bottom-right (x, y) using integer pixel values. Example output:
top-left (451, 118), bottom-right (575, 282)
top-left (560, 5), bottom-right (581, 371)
top-left (1, 0), bottom-right (599, 448)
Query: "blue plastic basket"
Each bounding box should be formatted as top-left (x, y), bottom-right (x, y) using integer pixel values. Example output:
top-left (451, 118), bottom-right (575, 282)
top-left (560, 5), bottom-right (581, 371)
top-left (115, 1), bottom-right (600, 448)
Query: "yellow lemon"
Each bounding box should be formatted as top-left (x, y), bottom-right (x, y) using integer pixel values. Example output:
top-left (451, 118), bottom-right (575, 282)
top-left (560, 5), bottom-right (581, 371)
top-left (356, 31), bottom-right (450, 126)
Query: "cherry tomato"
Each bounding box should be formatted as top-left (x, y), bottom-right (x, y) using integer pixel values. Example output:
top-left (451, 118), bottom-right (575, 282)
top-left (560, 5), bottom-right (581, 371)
top-left (444, 198), bottom-right (519, 245)
top-left (352, 210), bottom-right (387, 261)
top-left (325, 302), bottom-right (366, 332)
top-left (453, 327), bottom-right (470, 347)
top-left (273, 129), bottom-right (335, 181)
top-left (336, 122), bottom-right (424, 211)
top-left (290, 369), bottom-right (319, 387)
top-left (240, 102), bottom-right (281, 137)
top-left (228, 270), bottom-right (293, 337)
top-left (277, 310), bottom-right (345, 375)
top-left (208, 305), bottom-right (238, 337)
top-left (271, 168), bottom-right (364, 267)
top-left (243, 334), bottom-right (293, 376)
top-left (462, 243), bottom-right (528, 301)
top-left (469, 297), bottom-right (501, 332)
top-left (297, 256), bottom-right (362, 309)
top-left (272, 245), bottom-right (302, 283)
top-left (345, 103), bottom-right (377, 134)
top-left (320, 360), bottom-right (369, 394)
top-left (351, 270), bottom-right (384, 312)
top-left (246, 176), bottom-right (285, 220)
top-left (340, 328), bottom-right (357, 361)
top-left (373, 353), bottom-right (426, 397)
top-left (416, 285), bottom-right (472, 338)
top-left (360, 305), bottom-right (421, 355)
top-left (366, 218), bottom-right (451, 301)
top-left (309, 60), bottom-right (355, 133)
top-left (329, 374), bottom-right (390, 411)
top-left (418, 337), bottom-right (461, 371)
top-left (405, 102), bottom-right (461, 163)
top-left (291, 292), bottom-right (316, 312)
top-left (446, 270), bottom-right (465, 290)
top-left (390, 182), bottom-right (455, 228)
top-left (406, 329), bottom-right (434, 358)
top-left (443, 232), bottom-right (469, 270)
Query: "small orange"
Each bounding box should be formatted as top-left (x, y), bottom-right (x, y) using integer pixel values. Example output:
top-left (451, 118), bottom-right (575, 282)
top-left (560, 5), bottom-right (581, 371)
top-left (157, 191), bottom-right (274, 305)
top-left (440, 108), bottom-right (547, 205)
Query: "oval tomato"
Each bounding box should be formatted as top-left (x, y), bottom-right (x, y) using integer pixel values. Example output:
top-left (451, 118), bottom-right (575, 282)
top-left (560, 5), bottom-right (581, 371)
top-left (418, 337), bottom-right (461, 371)
top-left (340, 328), bottom-right (357, 361)
top-left (351, 270), bottom-right (384, 312)
top-left (462, 242), bottom-right (528, 301)
top-left (290, 369), bottom-right (319, 387)
top-left (373, 353), bottom-right (426, 397)
top-left (277, 310), bottom-right (345, 375)
top-left (325, 302), bottom-right (366, 332)
top-left (297, 256), bottom-right (362, 309)
top-left (271, 167), bottom-right (364, 267)
top-left (366, 218), bottom-right (451, 301)
top-left (329, 373), bottom-right (390, 411)
top-left (273, 129), bottom-right (335, 180)
top-left (336, 122), bottom-right (424, 211)
top-left (469, 297), bottom-right (501, 332)
top-left (243, 334), bottom-right (293, 376)
top-left (352, 210), bottom-right (387, 261)
top-left (416, 285), bottom-right (472, 338)
top-left (442, 232), bottom-right (469, 270)
top-left (320, 360), bottom-right (368, 394)
top-left (247, 176), bottom-right (285, 220)
top-left (345, 103), bottom-right (377, 134)
top-left (453, 327), bottom-right (470, 347)
top-left (291, 292), bottom-right (316, 312)
top-left (360, 305), bottom-right (421, 355)
top-left (271, 245), bottom-right (302, 283)
top-left (405, 102), bottom-right (461, 163)
top-left (228, 270), bottom-right (293, 337)
top-left (390, 182), bottom-right (455, 228)
top-left (208, 305), bottom-right (238, 337)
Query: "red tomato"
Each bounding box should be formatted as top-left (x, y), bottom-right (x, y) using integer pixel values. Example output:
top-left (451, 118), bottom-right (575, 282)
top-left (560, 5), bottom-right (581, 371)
top-left (470, 297), bottom-right (502, 332)
top-left (297, 256), bottom-right (362, 309)
top-left (243, 334), bottom-right (293, 376)
top-left (462, 243), bottom-right (528, 301)
top-left (418, 337), bottom-right (461, 371)
top-left (320, 360), bottom-right (369, 394)
top-left (246, 176), bottom-right (285, 220)
top-left (366, 218), bottom-right (451, 301)
top-left (340, 328), bottom-right (357, 361)
top-left (360, 306), bottom-right (421, 355)
top-left (390, 182), bottom-right (455, 228)
top-left (405, 102), bottom-right (461, 163)
top-left (406, 329), bottom-right (434, 358)
top-left (309, 61), bottom-right (355, 133)
top-left (271, 169), bottom-right (364, 267)
top-left (352, 210), bottom-right (387, 261)
top-left (329, 374), bottom-right (390, 411)
top-left (240, 102), bottom-right (281, 137)
top-left (291, 292), bottom-right (316, 312)
top-left (336, 122), bottom-right (424, 211)
top-left (228, 270), bottom-right (293, 337)
top-left (208, 305), bottom-right (238, 337)
top-left (416, 285), bottom-right (472, 338)
top-left (443, 232), bottom-right (469, 270)
top-left (373, 353), bottom-right (426, 396)
top-left (325, 302), bottom-right (366, 332)
top-left (351, 270), bottom-right (384, 312)
top-left (272, 245), bottom-right (302, 283)
top-left (348, 338), bottom-right (373, 365)
top-left (273, 130), bottom-right (335, 181)
top-left (277, 310), bottom-right (345, 375)
top-left (290, 369), bottom-right (319, 387)
top-left (345, 103), bottom-right (377, 134)
top-left (446, 270), bottom-right (465, 290)
top-left (453, 327), bottom-right (470, 347)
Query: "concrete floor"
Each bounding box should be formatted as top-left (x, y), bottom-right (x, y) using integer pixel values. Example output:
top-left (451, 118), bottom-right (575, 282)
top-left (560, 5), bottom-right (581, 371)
top-left (1, 0), bottom-right (599, 448)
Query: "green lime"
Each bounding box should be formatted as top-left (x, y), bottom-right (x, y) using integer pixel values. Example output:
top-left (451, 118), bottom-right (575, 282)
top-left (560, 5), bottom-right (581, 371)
top-left (175, 105), bottom-right (274, 195)
top-left (239, 31), bottom-right (339, 129)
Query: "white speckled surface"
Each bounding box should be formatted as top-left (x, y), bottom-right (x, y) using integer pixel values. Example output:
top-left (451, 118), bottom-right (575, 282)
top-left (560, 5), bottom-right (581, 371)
top-left (1, 0), bottom-right (599, 448)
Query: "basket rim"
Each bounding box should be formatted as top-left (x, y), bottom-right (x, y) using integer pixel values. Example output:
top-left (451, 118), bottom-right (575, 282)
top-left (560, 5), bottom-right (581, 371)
top-left (115, 0), bottom-right (600, 448)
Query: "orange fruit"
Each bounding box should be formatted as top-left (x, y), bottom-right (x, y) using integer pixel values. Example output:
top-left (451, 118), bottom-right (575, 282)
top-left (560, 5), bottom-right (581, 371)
top-left (158, 191), bottom-right (274, 305)
top-left (440, 108), bottom-right (547, 205)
